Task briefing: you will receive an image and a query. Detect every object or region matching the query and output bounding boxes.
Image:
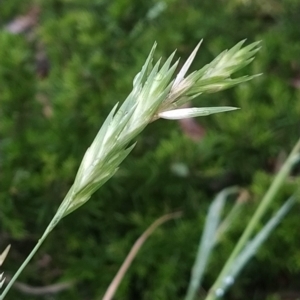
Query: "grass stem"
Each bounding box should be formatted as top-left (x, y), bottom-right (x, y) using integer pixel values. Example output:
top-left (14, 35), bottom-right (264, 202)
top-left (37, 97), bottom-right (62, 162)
top-left (204, 137), bottom-right (300, 300)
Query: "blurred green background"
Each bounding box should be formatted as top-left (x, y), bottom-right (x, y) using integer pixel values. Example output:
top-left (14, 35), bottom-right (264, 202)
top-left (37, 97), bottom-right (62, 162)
top-left (1, 0), bottom-right (300, 299)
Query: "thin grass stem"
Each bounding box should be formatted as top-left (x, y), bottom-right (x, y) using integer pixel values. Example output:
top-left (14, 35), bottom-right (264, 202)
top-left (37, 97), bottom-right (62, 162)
top-left (0, 218), bottom-right (57, 299)
top-left (204, 137), bottom-right (300, 300)
top-left (102, 212), bottom-right (182, 300)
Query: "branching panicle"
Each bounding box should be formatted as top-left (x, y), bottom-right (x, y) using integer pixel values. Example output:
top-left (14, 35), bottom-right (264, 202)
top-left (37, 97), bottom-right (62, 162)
top-left (58, 40), bottom-right (261, 217)
top-left (0, 40), bottom-right (261, 299)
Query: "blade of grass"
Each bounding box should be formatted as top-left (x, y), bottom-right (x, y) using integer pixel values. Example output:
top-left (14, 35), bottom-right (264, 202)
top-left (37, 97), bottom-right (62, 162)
top-left (215, 190), bottom-right (249, 242)
top-left (185, 187), bottom-right (239, 300)
top-left (102, 211), bottom-right (182, 300)
top-left (0, 245), bottom-right (11, 289)
top-left (227, 193), bottom-right (298, 283)
top-left (0, 246), bottom-right (10, 267)
top-left (212, 193), bottom-right (298, 298)
top-left (205, 138), bottom-right (300, 300)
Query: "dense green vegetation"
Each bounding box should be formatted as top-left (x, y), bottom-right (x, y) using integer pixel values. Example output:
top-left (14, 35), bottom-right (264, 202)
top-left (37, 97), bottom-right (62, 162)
top-left (1, 1), bottom-right (300, 299)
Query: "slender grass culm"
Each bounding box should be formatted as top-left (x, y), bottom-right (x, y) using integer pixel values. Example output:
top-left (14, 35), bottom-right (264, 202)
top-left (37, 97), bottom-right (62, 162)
top-left (202, 139), bottom-right (300, 300)
top-left (184, 135), bottom-right (300, 300)
top-left (0, 40), bottom-right (261, 299)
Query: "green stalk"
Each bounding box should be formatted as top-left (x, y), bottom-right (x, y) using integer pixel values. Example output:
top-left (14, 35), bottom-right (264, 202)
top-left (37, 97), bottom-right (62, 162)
top-left (204, 137), bottom-right (300, 300)
top-left (0, 216), bottom-right (58, 299)
top-left (0, 189), bottom-right (74, 298)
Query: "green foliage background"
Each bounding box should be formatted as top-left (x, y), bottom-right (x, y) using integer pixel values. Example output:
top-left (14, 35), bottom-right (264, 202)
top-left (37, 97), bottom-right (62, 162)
top-left (1, 0), bottom-right (300, 299)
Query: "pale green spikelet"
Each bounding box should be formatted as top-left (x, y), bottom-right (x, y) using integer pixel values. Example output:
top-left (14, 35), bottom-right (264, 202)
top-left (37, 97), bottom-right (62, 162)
top-left (50, 40), bottom-right (261, 221)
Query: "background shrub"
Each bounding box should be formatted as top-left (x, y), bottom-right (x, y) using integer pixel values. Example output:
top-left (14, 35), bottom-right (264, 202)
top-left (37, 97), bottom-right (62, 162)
top-left (1, 1), bottom-right (300, 299)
